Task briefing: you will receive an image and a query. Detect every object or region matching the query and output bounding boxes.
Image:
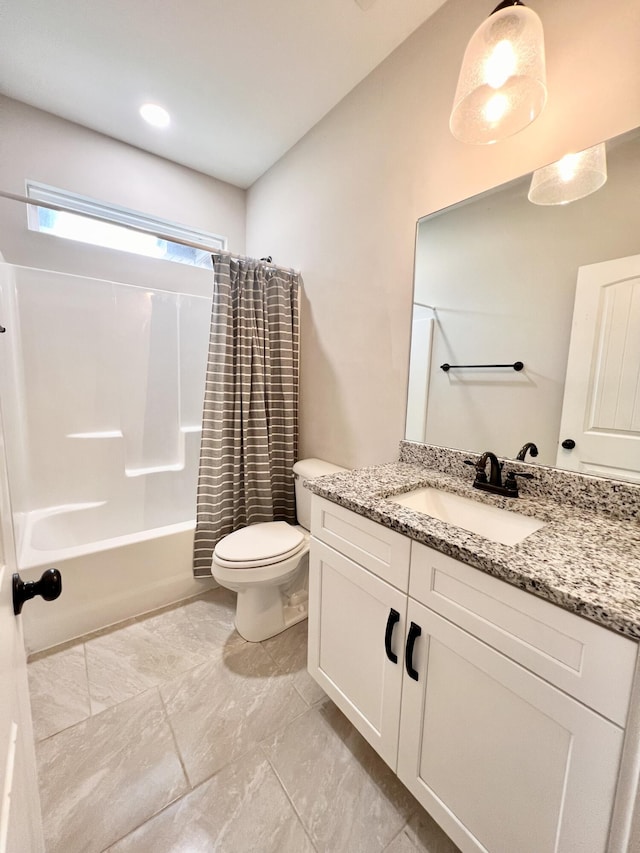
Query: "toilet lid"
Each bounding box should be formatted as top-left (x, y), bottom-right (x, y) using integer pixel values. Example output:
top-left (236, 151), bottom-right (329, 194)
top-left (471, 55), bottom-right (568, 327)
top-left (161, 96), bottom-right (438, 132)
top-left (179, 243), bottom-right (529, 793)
top-left (214, 522), bottom-right (305, 566)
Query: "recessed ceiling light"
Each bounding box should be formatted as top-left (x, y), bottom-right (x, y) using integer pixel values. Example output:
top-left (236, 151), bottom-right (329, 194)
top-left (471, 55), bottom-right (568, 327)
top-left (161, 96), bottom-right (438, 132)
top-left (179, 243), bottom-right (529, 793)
top-left (139, 103), bottom-right (170, 129)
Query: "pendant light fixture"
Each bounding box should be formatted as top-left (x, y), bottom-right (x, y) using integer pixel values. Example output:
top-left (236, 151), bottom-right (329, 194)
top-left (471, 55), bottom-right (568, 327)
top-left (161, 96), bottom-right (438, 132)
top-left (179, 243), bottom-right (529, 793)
top-left (528, 143), bottom-right (608, 205)
top-left (450, 1), bottom-right (547, 145)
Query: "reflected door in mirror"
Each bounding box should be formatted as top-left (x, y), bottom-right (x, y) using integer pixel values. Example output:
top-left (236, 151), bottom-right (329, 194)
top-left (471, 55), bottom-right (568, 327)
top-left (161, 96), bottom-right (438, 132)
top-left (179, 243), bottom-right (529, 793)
top-left (558, 253), bottom-right (640, 482)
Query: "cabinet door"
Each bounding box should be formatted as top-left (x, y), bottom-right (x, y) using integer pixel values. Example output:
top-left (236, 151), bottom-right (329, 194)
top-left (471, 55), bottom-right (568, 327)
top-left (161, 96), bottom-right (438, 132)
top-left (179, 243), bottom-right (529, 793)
top-left (398, 599), bottom-right (625, 853)
top-left (308, 539), bottom-right (407, 770)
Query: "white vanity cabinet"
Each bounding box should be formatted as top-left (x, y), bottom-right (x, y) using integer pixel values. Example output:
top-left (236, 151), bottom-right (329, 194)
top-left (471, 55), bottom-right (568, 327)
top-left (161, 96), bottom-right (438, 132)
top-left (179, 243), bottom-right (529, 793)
top-left (308, 495), bottom-right (640, 853)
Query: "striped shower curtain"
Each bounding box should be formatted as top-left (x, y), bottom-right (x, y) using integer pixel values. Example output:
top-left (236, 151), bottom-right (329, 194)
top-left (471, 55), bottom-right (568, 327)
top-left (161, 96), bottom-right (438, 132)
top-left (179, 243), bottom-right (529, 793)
top-left (192, 254), bottom-right (300, 578)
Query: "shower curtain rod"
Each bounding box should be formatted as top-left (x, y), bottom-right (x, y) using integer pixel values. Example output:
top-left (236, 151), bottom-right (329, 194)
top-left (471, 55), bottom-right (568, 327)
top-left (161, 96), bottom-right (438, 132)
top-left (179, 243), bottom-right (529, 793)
top-left (211, 249), bottom-right (299, 276)
top-left (0, 189), bottom-right (295, 274)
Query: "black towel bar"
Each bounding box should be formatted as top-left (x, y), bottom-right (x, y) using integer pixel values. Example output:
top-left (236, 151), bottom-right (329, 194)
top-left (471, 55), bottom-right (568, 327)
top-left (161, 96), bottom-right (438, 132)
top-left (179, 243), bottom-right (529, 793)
top-left (440, 361), bottom-right (524, 372)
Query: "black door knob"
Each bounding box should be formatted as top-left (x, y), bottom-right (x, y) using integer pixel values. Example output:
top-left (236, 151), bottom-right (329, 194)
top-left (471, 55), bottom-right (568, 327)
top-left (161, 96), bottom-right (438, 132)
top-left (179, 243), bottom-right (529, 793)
top-left (13, 568), bottom-right (62, 615)
top-left (561, 439), bottom-right (576, 450)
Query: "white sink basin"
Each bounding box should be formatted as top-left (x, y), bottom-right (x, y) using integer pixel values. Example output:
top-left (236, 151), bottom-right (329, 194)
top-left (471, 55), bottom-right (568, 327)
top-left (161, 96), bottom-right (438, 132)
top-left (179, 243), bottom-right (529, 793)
top-left (388, 487), bottom-right (546, 546)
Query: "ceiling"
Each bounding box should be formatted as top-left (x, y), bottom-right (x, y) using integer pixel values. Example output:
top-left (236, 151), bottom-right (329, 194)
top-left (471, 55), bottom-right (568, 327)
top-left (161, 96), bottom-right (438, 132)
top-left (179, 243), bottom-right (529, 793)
top-left (0, 0), bottom-right (448, 189)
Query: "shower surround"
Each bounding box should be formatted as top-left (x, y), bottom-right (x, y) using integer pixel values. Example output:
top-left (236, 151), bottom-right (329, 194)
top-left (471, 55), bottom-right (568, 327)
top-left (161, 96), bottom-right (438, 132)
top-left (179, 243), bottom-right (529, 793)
top-left (0, 262), bottom-right (214, 651)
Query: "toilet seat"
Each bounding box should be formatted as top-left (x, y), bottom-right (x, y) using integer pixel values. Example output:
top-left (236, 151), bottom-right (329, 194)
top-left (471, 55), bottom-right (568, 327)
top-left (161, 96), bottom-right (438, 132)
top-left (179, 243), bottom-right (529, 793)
top-left (213, 521), bottom-right (305, 569)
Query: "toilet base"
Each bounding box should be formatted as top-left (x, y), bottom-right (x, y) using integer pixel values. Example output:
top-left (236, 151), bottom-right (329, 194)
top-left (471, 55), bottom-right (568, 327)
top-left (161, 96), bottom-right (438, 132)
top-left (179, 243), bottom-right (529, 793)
top-left (212, 537), bottom-right (310, 643)
top-left (235, 584), bottom-right (308, 642)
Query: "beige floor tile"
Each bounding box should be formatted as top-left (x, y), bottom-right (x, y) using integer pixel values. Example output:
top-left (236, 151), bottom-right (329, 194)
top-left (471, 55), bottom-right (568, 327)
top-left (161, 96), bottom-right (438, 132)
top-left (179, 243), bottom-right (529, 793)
top-left (106, 747), bottom-right (315, 853)
top-left (384, 828), bottom-right (419, 853)
top-left (263, 701), bottom-right (415, 853)
top-left (405, 810), bottom-right (462, 853)
top-left (28, 644), bottom-right (90, 741)
top-left (261, 619), bottom-right (326, 706)
top-left (160, 641), bottom-right (307, 787)
top-left (140, 589), bottom-right (245, 660)
top-left (85, 620), bottom-right (203, 713)
top-left (37, 688), bottom-right (188, 853)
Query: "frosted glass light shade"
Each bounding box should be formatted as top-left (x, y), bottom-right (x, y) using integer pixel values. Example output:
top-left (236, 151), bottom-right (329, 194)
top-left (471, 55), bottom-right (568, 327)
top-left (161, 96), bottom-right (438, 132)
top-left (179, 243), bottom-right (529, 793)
top-left (450, 3), bottom-right (547, 145)
top-left (528, 143), bottom-right (608, 205)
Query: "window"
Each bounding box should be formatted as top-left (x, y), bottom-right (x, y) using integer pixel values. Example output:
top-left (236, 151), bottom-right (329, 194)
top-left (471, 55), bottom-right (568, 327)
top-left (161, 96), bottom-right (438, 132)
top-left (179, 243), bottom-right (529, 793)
top-left (26, 181), bottom-right (226, 268)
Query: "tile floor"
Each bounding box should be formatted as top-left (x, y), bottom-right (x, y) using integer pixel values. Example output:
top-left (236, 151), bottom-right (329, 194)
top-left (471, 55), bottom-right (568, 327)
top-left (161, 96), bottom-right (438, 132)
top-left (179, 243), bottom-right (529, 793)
top-left (28, 589), bottom-right (461, 853)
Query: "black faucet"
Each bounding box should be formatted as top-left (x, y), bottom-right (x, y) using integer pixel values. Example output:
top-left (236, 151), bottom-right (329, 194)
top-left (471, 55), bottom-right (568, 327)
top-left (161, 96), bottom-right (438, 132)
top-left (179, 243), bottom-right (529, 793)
top-left (464, 451), bottom-right (503, 492)
top-left (464, 451), bottom-right (533, 497)
top-left (516, 442), bottom-right (539, 461)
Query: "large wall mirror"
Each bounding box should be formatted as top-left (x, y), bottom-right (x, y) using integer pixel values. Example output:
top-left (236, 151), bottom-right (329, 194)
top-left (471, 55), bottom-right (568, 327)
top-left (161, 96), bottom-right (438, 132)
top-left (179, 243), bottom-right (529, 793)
top-left (406, 125), bottom-right (640, 483)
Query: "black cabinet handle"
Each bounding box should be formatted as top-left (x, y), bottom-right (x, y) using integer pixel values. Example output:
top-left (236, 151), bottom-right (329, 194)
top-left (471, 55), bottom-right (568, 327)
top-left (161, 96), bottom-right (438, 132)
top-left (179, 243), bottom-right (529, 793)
top-left (13, 569), bottom-right (62, 615)
top-left (384, 608), bottom-right (400, 664)
top-left (561, 438), bottom-right (576, 450)
top-left (405, 621), bottom-right (422, 681)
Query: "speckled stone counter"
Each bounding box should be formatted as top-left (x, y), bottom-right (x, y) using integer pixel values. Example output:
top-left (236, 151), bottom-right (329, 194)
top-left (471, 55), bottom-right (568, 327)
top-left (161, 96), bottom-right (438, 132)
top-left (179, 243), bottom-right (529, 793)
top-left (304, 454), bottom-right (640, 641)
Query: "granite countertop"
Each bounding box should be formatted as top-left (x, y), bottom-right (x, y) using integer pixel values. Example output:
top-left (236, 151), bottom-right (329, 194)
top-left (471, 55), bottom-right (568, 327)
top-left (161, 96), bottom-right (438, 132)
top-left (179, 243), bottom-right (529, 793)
top-left (305, 462), bottom-right (640, 641)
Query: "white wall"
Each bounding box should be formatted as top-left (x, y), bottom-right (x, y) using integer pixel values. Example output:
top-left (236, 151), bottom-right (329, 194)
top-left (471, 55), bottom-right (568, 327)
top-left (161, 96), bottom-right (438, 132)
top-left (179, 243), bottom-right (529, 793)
top-left (0, 95), bottom-right (246, 290)
top-left (246, 0), bottom-right (640, 469)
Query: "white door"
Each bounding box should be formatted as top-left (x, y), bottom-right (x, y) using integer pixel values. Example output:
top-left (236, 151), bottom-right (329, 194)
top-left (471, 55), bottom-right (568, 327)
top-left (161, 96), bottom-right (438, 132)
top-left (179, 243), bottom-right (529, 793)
top-left (557, 253), bottom-right (640, 480)
top-left (308, 539), bottom-right (407, 770)
top-left (397, 599), bottom-right (624, 853)
top-left (0, 410), bottom-right (44, 852)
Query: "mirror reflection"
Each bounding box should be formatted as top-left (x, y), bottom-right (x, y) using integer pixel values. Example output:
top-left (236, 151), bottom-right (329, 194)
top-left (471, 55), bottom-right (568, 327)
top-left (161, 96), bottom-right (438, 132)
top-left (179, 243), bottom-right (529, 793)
top-left (406, 126), bottom-right (640, 483)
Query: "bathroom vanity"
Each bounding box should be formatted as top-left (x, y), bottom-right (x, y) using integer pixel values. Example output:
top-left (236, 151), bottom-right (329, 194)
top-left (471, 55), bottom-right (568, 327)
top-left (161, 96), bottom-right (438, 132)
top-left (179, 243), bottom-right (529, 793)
top-left (306, 448), bottom-right (640, 853)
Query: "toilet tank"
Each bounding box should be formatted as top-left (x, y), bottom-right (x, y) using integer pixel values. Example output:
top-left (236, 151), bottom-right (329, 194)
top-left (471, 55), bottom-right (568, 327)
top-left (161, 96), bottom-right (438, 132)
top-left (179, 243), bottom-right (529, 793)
top-left (292, 458), bottom-right (347, 530)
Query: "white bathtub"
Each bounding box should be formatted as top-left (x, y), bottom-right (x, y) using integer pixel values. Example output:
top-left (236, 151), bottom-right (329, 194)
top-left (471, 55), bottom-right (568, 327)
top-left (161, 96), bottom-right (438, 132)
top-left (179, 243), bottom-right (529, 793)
top-left (18, 503), bottom-right (214, 654)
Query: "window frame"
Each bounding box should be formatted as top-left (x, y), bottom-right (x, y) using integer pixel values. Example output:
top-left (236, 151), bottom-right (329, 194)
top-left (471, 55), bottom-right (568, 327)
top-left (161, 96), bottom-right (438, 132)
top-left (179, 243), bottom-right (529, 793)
top-left (25, 180), bottom-right (227, 267)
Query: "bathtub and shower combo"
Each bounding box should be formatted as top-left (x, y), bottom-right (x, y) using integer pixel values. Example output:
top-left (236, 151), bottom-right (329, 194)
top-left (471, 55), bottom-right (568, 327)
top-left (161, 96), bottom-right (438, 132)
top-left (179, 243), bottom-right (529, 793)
top-left (0, 262), bottom-right (215, 652)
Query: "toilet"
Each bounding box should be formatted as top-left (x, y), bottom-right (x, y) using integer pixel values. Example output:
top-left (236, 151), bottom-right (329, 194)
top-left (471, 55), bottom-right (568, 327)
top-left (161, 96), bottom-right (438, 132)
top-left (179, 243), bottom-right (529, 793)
top-left (211, 458), bottom-right (345, 642)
